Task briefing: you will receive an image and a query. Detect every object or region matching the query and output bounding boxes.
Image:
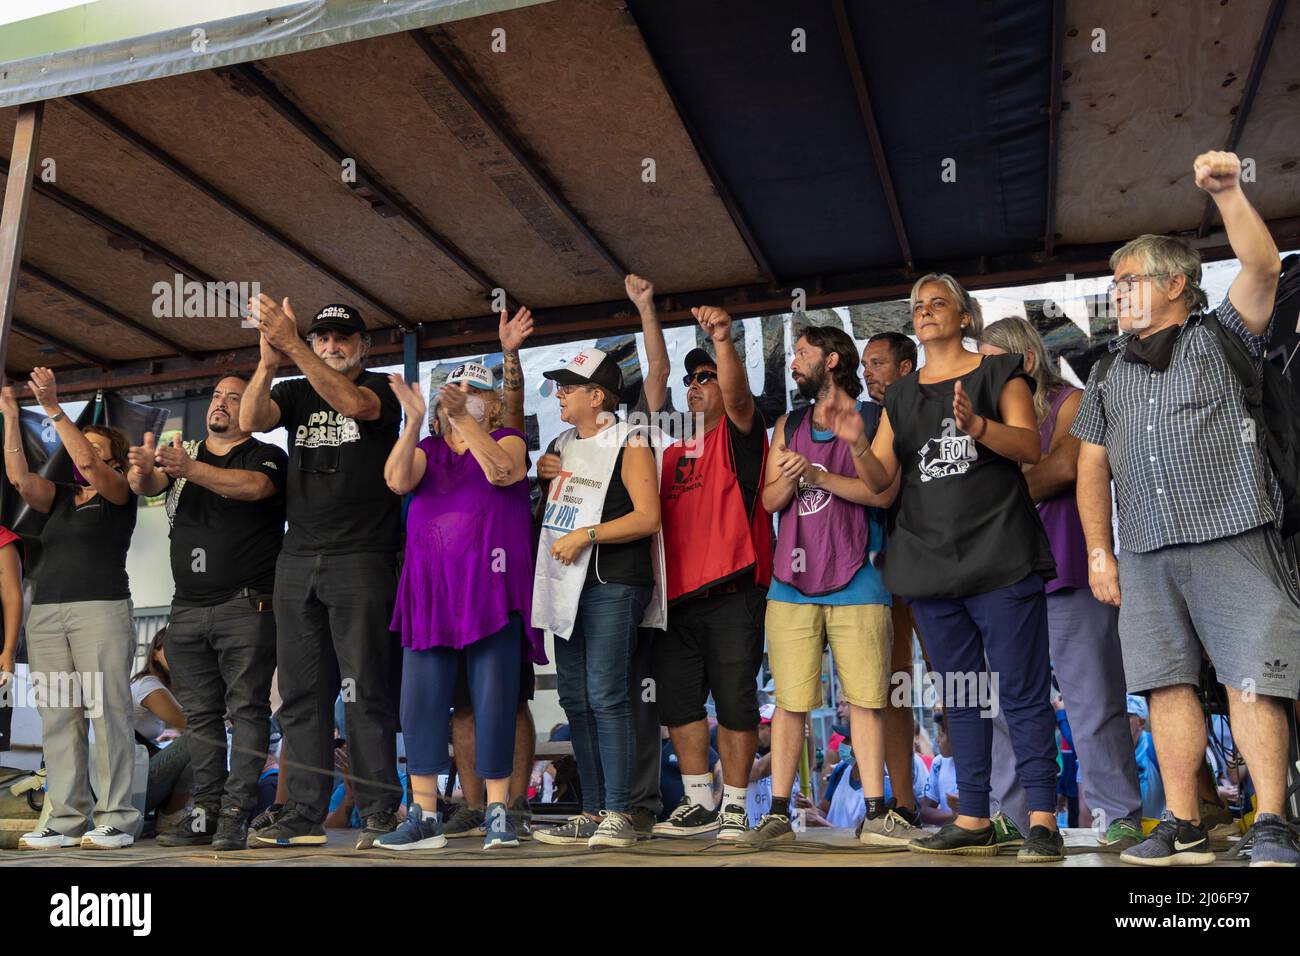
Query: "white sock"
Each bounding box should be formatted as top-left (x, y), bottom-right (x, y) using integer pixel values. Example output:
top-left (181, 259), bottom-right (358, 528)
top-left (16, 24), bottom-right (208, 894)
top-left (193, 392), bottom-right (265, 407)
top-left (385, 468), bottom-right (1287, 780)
top-left (682, 774), bottom-right (716, 810)
top-left (721, 785), bottom-right (748, 812)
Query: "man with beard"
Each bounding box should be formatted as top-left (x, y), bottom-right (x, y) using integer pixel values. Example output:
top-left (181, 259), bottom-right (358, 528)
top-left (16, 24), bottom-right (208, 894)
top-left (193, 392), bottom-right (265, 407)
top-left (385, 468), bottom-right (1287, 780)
top-left (745, 325), bottom-right (909, 847)
top-left (240, 298), bottom-right (404, 849)
top-left (127, 376), bottom-right (287, 851)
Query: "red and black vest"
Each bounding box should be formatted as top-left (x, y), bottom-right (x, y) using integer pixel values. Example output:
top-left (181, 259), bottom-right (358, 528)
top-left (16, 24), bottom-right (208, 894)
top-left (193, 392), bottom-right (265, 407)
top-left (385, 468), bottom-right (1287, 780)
top-left (660, 419), bottom-right (772, 604)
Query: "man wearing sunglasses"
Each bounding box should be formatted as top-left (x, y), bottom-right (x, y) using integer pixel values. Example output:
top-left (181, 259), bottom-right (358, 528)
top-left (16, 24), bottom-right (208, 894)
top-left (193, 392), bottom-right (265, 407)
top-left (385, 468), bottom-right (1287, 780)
top-left (1072, 150), bottom-right (1299, 867)
top-left (628, 275), bottom-right (772, 842)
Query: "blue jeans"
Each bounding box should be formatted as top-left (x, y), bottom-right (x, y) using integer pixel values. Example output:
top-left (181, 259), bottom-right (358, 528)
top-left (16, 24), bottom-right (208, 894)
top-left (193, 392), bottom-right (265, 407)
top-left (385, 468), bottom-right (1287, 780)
top-left (555, 583), bottom-right (652, 814)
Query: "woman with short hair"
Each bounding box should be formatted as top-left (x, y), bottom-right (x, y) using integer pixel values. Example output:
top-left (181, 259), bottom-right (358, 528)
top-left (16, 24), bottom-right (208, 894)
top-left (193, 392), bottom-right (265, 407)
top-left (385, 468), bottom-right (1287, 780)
top-left (530, 348), bottom-right (664, 850)
top-left (838, 275), bottom-right (1063, 862)
top-left (3, 368), bottom-right (141, 850)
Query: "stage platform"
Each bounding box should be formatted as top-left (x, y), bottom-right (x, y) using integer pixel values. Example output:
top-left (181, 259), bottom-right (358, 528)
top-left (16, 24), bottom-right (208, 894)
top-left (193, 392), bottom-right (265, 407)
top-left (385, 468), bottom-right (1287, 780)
top-left (0, 826), bottom-right (1249, 867)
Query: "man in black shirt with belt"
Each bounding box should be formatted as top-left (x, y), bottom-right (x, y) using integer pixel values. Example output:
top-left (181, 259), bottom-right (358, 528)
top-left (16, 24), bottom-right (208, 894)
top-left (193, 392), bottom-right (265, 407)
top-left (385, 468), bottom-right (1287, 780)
top-left (127, 375), bottom-right (287, 851)
top-left (240, 297), bottom-right (403, 849)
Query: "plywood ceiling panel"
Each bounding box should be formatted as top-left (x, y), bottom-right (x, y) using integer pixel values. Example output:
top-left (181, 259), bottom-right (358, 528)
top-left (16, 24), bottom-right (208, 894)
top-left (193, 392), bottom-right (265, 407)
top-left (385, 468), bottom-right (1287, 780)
top-left (1055, 0), bottom-right (1274, 244)
top-left (439, 0), bottom-right (764, 295)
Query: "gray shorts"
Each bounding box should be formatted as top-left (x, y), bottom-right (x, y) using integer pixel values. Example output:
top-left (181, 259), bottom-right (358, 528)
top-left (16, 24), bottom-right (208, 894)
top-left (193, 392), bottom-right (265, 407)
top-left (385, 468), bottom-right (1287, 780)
top-left (1118, 525), bottom-right (1300, 699)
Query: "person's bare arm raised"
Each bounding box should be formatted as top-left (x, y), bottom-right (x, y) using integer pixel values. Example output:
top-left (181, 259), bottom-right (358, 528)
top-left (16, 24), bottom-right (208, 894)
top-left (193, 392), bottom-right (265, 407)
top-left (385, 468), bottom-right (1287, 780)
top-left (694, 305), bottom-right (755, 433)
top-left (628, 274), bottom-right (670, 414)
top-left (499, 306), bottom-right (533, 433)
top-left (29, 368), bottom-right (130, 506)
top-left (1, 385), bottom-right (54, 513)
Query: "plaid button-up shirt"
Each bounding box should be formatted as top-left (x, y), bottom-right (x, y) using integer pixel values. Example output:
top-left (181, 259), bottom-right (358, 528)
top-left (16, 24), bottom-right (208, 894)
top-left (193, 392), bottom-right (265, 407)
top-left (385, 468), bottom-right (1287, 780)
top-left (1071, 294), bottom-right (1281, 553)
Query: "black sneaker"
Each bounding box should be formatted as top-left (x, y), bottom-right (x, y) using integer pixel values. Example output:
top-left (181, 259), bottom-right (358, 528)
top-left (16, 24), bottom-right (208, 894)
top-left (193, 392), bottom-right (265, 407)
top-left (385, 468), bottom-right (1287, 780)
top-left (156, 805), bottom-right (219, 847)
top-left (443, 804), bottom-right (486, 839)
top-left (212, 807), bottom-right (249, 852)
top-left (1121, 817), bottom-right (1214, 867)
top-left (908, 821), bottom-right (997, 856)
top-left (629, 806), bottom-right (658, 839)
top-left (253, 807), bottom-right (328, 847)
top-left (356, 810), bottom-right (399, 850)
top-left (651, 797), bottom-right (720, 838)
top-left (1017, 825), bottom-right (1065, 863)
top-left (249, 803), bottom-right (283, 834)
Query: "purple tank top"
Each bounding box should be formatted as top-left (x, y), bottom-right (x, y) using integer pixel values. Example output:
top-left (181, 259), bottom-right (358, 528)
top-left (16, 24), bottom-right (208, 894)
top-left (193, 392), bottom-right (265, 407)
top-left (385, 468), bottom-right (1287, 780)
top-left (391, 429), bottom-right (546, 661)
top-left (772, 409), bottom-right (871, 595)
top-left (1037, 387), bottom-right (1089, 593)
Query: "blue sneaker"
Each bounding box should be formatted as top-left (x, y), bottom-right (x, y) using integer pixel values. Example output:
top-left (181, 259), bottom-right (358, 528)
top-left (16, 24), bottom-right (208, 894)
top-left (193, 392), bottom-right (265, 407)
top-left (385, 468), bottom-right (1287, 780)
top-left (1243, 813), bottom-right (1299, 868)
top-left (483, 802), bottom-right (519, 850)
top-left (375, 805), bottom-right (447, 851)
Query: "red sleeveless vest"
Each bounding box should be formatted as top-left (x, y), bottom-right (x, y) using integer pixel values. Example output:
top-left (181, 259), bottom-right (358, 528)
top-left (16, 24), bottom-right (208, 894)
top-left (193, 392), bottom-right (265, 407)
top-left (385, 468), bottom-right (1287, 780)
top-left (660, 418), bottom-right (772, 604)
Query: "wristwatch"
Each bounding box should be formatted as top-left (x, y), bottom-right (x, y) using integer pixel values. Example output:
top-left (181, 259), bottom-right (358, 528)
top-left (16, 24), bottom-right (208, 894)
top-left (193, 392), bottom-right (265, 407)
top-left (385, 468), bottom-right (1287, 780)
top-left (587, 527), bottom-right (598, 543)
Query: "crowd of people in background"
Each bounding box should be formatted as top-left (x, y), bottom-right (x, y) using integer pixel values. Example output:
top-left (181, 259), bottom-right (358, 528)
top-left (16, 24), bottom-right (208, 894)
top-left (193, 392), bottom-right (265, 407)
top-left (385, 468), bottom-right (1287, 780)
top-left (1, 150), bottom-right (1296, 866)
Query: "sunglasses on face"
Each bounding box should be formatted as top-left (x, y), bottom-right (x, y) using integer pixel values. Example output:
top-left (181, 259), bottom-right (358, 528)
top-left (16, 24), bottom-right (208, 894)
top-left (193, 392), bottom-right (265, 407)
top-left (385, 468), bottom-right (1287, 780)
top-left (683, 370), bottom-right (718, 387)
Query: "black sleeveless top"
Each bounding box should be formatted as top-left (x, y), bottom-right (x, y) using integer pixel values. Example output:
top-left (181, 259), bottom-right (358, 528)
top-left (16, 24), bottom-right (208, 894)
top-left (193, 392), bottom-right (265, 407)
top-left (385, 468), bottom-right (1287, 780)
top-left (881, 353), bottom-right (1055, 598)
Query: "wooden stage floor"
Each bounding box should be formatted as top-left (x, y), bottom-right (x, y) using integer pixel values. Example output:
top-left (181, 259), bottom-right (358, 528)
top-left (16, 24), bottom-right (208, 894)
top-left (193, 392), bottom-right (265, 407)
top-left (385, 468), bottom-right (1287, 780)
top-left (0, 826), bottom-right (1249, 868)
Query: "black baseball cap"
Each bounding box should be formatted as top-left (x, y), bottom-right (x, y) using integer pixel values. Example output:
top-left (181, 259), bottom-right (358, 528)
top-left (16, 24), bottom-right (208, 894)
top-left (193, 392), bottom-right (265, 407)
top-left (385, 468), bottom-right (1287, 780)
top-left (542, 347), bottom-right (624, 394)
top-left (684, 347), bottom-right (716, 377)
top-left (308, 304), bottom-right (366, 336)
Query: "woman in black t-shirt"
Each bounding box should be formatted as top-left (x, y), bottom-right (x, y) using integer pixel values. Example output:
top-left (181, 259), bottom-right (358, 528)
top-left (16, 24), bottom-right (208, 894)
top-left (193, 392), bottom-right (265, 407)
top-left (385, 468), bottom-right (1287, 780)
top-left (2, 369), bottom-right (141, 850)
top-left (828, 274), bottom-right (1062, 862)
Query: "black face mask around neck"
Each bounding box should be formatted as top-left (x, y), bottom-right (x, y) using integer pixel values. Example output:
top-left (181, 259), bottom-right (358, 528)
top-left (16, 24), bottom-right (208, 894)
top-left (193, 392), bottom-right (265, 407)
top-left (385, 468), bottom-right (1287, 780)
top-left (1121, 322), bottom-right (1183, 372)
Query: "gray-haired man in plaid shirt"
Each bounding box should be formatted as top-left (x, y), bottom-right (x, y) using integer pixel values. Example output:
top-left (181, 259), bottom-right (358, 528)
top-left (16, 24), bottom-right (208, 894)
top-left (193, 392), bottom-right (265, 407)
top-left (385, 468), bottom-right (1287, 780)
top-left (1073, 151), bottom-right (1298, 868)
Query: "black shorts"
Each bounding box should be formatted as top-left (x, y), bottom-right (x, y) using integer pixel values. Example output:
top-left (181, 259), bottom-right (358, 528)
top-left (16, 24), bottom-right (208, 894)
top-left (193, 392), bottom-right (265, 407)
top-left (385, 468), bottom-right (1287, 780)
top-left (453, 653), bottom-right (535, 710)
top-left (653, 579), bottom-right (765, 730)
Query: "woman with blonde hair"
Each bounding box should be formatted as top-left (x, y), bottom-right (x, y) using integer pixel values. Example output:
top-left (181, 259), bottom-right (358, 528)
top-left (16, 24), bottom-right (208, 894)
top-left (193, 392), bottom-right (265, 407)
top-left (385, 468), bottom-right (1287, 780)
top-left (830, 273), bottom-right (1063, 862)
top-left (978, 317), bottom-right (1143, 849)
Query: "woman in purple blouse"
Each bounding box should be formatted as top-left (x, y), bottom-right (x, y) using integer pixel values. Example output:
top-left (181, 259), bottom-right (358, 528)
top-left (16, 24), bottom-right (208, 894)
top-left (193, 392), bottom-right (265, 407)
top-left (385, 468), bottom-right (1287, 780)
top-left (380, 362), bottom-right (545, 851)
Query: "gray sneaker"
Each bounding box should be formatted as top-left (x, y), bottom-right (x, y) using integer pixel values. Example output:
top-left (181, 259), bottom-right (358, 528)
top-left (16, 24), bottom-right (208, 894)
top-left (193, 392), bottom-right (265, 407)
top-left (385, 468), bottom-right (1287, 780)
top-left (534, 814), bottom-right (600, 845)
top-left (588, 811), bottom-right (637, 849)
top-left (1120, 817), bottom-right (1214, 867)
top-left (443, 804), bottom-right (486, 839)
top-left (1242, 813), bottom-right (1299, 868)
top-left (857, 808), bottom-right (920, 848)
top-left (737, 813), bottom-right (795, 846)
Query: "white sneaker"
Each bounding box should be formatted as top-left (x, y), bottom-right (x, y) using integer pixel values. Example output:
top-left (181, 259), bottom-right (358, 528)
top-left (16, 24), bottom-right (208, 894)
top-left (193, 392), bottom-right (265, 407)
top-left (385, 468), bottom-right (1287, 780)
top-left (81, 825), bottom-right (135, 850)
top-left (18, 827), bottom-right (79, 850)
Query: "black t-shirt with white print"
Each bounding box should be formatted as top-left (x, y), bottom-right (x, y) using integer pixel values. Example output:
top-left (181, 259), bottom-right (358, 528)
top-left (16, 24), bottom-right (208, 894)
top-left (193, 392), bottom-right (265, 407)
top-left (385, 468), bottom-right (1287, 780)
top-left (169, 437), bottom-right (288, 606)
top-left (270, 371), bottom-right (402, 556)
top-left (882, 353), bottom-right (1056, 599)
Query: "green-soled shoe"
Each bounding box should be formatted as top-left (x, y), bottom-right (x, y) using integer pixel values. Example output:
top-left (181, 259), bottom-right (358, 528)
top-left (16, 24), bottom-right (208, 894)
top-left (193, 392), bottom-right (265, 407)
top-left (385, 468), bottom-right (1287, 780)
top-left (990, 811), bottom-right (1025, 849)
top-left (1098, 818), bottom-right (1141, 850)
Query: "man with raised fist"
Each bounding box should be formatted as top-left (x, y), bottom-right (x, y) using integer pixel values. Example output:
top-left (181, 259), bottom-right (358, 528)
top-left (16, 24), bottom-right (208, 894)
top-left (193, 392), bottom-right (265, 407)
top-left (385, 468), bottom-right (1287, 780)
top-left (240, 298), bottom-right (404, 849)
top-left (128, 375), bottom-right (286, 851)
top-left (634, 297), bottom-right (772, 843)
top-left (1072, 151), bottom-right (1299, 867)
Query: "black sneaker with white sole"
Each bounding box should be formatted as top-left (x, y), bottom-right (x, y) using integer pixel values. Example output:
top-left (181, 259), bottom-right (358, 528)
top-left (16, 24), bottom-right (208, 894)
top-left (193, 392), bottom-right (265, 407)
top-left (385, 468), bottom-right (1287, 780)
top-left (253, 807), bottom-right (327, 847)
top-left (716, 804), bottom-right (749, 842)
top-left (651, 797), bottom-right (720, 838)
top-left (1121, 817), bottom-right (1215, 867)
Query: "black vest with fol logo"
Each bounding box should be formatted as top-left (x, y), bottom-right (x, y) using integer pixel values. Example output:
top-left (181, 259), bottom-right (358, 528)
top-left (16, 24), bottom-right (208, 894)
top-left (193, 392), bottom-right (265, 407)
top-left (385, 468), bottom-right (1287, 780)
top-left (882, 353), bottom-right (1055, 599)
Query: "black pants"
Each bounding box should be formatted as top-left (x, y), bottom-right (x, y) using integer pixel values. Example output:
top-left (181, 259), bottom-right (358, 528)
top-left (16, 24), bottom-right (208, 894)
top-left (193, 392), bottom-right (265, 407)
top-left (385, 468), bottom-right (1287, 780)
top-left (274, 551), bottom-right (401, 822)
top-left (167, 593), bottom-right (276, 815)
top-left (630, 626), bottom-right (661, 817)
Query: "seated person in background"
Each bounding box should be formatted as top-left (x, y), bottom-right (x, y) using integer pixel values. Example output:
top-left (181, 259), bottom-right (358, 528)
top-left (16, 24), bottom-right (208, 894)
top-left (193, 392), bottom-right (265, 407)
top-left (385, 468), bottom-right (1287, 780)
top-left (819, 725), bottom-right (929, 830)
top-left (130, 628), bottom-right (192, 829)
top-left (327, 737), bottom-right (409, 831)
top-left (920, 711), bottom-right (958, 826)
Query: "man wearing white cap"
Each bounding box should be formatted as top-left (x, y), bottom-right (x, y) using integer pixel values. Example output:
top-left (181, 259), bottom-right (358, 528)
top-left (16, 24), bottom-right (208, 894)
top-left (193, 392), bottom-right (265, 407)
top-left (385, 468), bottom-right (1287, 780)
top-left (531, 346), bottom-right (667, 849)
